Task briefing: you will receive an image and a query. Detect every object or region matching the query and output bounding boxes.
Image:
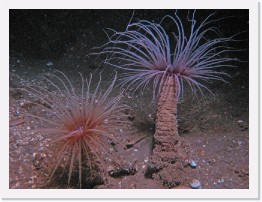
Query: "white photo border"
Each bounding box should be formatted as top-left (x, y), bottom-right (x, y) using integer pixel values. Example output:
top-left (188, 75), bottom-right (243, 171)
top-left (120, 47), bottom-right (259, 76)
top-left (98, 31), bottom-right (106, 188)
top-left (1, 0), bottom-right (259, 199)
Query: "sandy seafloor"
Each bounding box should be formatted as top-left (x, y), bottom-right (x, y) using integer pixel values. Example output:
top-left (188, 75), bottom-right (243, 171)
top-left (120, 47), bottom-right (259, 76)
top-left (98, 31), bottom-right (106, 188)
top-left (9, 9), bottom-right (249, 189)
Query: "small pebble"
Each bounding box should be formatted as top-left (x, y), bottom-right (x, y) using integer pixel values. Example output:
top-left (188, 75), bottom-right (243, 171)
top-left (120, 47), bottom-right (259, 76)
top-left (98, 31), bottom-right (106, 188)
top-left (33, 152), bottom-right (38, 158)
top-left (15, 109), bottom-right (20, 115)
top-left (189, 160), bottom-right (197, 168)
top-left (189, 179), bottom-right (201, 189)
top-left (19, 100), bottom-right (25, 106)
top-left (218, 178), bottom-right (225, 183)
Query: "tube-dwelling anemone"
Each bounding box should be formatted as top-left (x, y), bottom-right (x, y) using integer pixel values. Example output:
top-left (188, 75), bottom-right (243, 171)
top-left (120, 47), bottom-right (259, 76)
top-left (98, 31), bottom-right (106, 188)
top-left (24, 70), bottom-right (128, 188)
top-left (96, 10), bottom-right (240, 98)
top-left (95, 10), bottom-right (242, 184)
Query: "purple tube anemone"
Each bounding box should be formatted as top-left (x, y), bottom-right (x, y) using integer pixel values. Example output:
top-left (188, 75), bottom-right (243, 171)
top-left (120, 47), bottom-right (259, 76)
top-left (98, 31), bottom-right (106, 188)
top-left (96, 10), bottom-right (240, 99)
top-left (94, 10), bottom-right (242, 184)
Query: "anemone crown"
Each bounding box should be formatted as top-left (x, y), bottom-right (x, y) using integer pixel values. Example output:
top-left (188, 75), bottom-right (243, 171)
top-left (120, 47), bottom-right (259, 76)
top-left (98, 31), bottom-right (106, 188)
top-left (96, 10), bottom-right (240, 98)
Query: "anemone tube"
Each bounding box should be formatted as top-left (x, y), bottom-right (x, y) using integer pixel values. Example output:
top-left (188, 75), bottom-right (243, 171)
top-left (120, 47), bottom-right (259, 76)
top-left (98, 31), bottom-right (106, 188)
top-left (95, 10), bottom-right (240, 175)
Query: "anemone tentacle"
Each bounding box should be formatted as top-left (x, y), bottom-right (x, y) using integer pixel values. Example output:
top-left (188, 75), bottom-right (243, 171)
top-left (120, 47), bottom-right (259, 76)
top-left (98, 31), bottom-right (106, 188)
top-left (24, 70), bottom-right (129, 188)
top-left (94, 10), bottom-right (241, 99)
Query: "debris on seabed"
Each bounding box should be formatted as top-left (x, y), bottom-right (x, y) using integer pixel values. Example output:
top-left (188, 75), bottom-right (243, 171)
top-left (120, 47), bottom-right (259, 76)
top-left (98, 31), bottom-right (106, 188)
top-left (189, 179), bottom-right (201, 189)
top-left (189, 160), bottom-right (197, 168)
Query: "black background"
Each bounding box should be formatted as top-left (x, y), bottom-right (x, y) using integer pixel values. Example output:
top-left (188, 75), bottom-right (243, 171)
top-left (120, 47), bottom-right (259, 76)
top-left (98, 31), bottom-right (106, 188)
top-left (9, 9), bottom-right (248, 60)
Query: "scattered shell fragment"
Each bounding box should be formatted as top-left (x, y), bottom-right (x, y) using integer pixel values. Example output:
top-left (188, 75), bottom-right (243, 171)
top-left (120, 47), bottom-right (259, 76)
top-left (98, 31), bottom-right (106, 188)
top-left (189, 160), bottom-right (197, 168)
top-left (218, 178), bottom-right (225, 183)
top-left (189, 179), bottom-right (201, 189)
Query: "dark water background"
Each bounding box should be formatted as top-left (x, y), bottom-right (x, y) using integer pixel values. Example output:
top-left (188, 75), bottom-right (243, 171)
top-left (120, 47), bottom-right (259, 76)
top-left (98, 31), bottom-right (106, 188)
top-left (10, 9), bottom-right (248, 59)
